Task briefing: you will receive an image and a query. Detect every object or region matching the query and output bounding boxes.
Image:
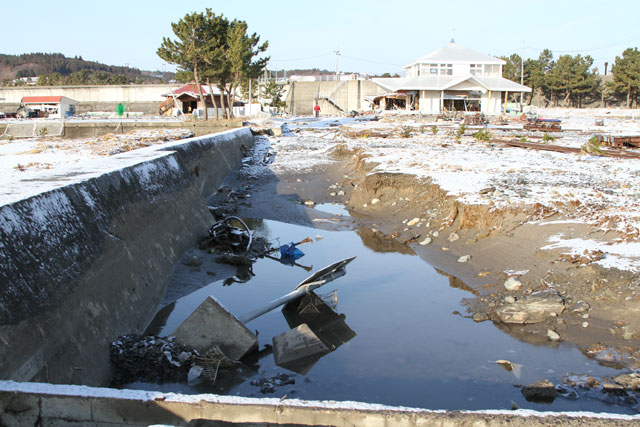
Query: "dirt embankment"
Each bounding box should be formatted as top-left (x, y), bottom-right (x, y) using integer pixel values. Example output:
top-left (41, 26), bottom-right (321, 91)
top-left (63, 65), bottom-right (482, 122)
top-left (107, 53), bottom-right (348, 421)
top-left (332, 146), bottom-right (640, 371)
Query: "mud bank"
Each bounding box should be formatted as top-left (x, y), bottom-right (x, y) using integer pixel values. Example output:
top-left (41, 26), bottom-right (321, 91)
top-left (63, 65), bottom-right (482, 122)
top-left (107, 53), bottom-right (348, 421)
top-left (317, 150), bottom-right (640, 372)
top-left (0, 127), bottom-right (253, 386)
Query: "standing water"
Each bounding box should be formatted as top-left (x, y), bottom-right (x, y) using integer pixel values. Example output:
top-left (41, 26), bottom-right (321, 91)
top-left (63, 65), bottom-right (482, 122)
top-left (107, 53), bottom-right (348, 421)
top-left (132, 215), bottom-right (635, 414)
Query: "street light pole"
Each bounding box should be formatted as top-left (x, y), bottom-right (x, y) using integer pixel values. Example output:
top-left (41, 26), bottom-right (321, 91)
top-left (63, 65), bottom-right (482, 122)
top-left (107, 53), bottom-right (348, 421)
top-left (520, 40), bottom-right (524, 105)
top-left (334, 50), bottom-right (341, 81)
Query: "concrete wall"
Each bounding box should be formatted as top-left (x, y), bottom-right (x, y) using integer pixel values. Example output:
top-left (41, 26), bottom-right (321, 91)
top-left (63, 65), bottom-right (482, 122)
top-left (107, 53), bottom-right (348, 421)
top-left (1, 381), bottom-right (638, 426)
top-left (0, 120), bottom-right (243, 139)
top-left (286, 80), bottom-right (387, 116)
top-left (0, 84), bottom-right (181, 103)
top-left (480, 91), bottom-right (502, 114)
top-left (0, 127), bottom-right (253, 386)
top-left (419, 91), bottom-right (441, 114)
top-left (0, 84), bottom-right (182, 114)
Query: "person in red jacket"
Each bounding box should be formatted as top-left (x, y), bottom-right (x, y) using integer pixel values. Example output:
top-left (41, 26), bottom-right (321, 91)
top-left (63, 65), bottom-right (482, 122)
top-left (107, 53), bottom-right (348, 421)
top-left (314, 103), bottom-right (320, 118)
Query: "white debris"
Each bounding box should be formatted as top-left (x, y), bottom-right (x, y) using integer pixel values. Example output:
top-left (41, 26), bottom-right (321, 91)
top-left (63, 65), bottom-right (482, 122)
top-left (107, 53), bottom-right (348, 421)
top-left (547, 330), bottom-right (561, 341)
top-left (407, 217), bottom-right (421, 226)
top-left (419, 237), bottom-right (432, 246)
top-left (504, 277), bottom-right (522, 291)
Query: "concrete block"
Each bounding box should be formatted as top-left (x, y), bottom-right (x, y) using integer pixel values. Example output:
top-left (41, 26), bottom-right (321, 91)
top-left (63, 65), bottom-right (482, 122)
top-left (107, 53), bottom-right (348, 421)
top-left (172, 296), bottom-right (257, 360)
top-left (273, 323), bottom-right (330, 374)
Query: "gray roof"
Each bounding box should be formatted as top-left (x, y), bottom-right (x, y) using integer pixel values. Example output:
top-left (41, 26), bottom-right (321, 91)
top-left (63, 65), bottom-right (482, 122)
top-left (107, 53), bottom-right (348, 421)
top-left (372, 75), bottom-right (531, 93)
top-left (405, 42), bottom-right (505, 68)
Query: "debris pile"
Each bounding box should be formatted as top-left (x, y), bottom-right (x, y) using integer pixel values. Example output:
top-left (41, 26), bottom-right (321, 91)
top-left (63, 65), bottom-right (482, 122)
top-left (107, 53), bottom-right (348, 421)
top-left (250, 373), bottom-right (296, 394)
top-left (110, 334), bottom-right (195, 385)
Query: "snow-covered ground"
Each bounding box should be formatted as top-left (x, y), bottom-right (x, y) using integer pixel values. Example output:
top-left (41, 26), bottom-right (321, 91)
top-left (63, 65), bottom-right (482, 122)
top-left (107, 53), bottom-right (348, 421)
top-left (0, 128), bottom-right (193, 205)
top-left (3, 109), bottom-right (640, 271)
top-left (263, 108), bottom-right (640, 271)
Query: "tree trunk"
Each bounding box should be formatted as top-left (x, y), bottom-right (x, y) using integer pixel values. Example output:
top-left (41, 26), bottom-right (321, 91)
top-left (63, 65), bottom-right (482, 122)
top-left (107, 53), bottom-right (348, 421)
top-left (207, 79), bottom-right (219, 120)
top-left (219, 85), bottom-right (228, 119)
top-left (627, 85), bottom-right (631, 108)
top-left (229, 83), bottom-right (238, 118)
top-left (563, 90), bottom-right (571, 107)
top-left (226, 84), bottom-right (235, 119)
top-left (193, 65), bottom-right (208, 121)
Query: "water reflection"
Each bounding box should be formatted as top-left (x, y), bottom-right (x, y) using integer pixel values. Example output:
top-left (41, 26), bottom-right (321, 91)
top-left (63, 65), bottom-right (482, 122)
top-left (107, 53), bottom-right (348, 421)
top-left (138, 218), bottom-right (633, 413)
top-left (275, 292), bottom-right (356, 374)
top-left (357, 227), bottom-right (415, 255)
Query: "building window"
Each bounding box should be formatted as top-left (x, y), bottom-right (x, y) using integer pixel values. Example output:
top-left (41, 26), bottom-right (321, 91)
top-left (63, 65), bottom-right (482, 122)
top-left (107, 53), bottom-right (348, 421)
top-left (484, 64), bottom-right (500, 76)
top-left (429, 64), bottom-right (438, 75)
top-left (470, 64), bottom-right (483, 76)
top-left (439, 64), bottom-right (452, 75)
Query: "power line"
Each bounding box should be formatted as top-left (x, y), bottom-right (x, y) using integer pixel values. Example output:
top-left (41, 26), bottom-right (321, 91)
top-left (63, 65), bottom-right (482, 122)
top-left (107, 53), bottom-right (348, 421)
top-left (340, 54), bottom-right (405, 68)
top-left (526, 34), bottom-right (640, 54)
top-left (268, 53), bottom-right (333, 62)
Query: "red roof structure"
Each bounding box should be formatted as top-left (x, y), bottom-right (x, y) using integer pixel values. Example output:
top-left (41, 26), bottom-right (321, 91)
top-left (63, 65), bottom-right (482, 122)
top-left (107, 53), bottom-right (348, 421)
top-left (21, 96), bottom-right (78, 104)
top-left (164, 84), bottom-right (221, 98)
top-left (21, 96), bottom-right (64, 103)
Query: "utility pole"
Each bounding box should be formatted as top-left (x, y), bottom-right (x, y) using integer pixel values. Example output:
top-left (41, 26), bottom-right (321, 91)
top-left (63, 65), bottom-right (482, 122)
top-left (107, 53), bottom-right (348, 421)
top-left (334, 50), bottom-right (341, 81)
top-left (520, 40), bottom-right (524, 106)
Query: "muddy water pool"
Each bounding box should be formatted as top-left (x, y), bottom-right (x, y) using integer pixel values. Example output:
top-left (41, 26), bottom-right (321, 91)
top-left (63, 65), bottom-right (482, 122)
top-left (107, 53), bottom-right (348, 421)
top-left (132, 217), bottom-right (634, 413)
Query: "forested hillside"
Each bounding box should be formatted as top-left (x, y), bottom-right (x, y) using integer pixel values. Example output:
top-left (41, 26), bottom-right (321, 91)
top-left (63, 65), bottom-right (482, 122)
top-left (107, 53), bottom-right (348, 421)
top-left (0, 53), bottom-right (173, 86)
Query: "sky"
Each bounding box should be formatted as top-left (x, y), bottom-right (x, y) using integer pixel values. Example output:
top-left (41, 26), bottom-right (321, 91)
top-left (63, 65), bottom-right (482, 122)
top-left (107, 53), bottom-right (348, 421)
top-left (2, 0), bottom-right (639, 76)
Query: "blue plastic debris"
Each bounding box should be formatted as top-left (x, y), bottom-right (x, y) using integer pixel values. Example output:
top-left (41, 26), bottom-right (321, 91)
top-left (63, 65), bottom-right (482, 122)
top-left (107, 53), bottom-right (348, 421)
top-left (279, 242), bottom-right (305, 264)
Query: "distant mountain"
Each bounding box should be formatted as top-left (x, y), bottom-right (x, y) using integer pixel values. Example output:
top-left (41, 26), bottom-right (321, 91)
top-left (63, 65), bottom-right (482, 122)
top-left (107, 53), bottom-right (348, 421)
top-left (0, 53), bottom-right (174, 85)
top-left (281, 68), bottom-right (335, 77)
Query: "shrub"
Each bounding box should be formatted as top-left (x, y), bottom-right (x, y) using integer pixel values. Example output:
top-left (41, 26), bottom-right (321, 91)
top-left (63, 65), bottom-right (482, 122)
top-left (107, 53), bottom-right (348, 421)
top-left (431, 125), bottom-right (438, 135)
top-left (455, 124), bottom-right (466, 143)
top-left (399, 125), bottom-right (413, 138)
top-left (472, 129), bottom-right (491, 142)
top-left (542, 133), bottom-right (555, 143)
top-left (581, 136), bottom-right (603, 155)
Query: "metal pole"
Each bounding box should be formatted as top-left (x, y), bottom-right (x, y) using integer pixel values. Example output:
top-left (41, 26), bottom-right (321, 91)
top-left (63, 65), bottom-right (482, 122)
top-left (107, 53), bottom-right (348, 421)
top-left (237, 256), bottom-right (356, 324)
top-left (249, 79), bottom-right (252, 116)
top-left (334, 50), bottom-right (340, 81)
top-left (520, 40), bottom-right (524, 105)
top-left (237, 276), bottom-right (343, 324)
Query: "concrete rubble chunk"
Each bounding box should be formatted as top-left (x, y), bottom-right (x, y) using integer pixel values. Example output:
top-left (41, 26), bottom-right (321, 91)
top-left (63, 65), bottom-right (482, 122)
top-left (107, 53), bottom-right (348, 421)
top-left (172, 296), bottom-right (258, 361)
top-left (570, 300), bottom-right (591, 315)
top-left (492, 290), bottom-right (565, 324)
top-left (522, 379), bottom-right (557, 402)
top-left (614, 373), bottom-right (640, 390)
top-left (547, 329), bottom-right (561, 341)
top-left (273, 323), bottom-right (330, 374)
top-left (504, 277), bottom-right (521, 291)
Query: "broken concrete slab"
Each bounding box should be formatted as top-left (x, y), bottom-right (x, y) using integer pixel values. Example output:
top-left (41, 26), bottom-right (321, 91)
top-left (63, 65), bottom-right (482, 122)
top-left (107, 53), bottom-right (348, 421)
top-left (272, 323), bottom-right (330, 374)
top-left (521, 379), bottom-right (557, 403)
top-left (282, 292), bottom-right (356, 352)
top-left (491, 290), bottom-right (565, 324)
top-left (172, 296), bottom-right (258, 361)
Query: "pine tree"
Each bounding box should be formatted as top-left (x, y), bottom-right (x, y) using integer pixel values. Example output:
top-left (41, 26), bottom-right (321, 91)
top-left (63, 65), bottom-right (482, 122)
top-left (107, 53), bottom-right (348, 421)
top-left (158, 11), bottom-right (211, 120)
top-left (609, 48), bottom-right (640, 108)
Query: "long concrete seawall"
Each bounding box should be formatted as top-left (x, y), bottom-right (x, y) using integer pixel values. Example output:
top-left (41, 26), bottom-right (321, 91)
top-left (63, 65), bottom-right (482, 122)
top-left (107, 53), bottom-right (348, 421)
top-left (0, 127), bottom-right (254, 386)
top-left (1, 381), bottom-right (638, 426)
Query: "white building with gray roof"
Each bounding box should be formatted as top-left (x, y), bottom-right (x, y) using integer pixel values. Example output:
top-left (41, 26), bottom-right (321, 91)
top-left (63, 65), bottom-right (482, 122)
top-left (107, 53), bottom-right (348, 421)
top-left (372, 41), bottom-right (531, 114)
